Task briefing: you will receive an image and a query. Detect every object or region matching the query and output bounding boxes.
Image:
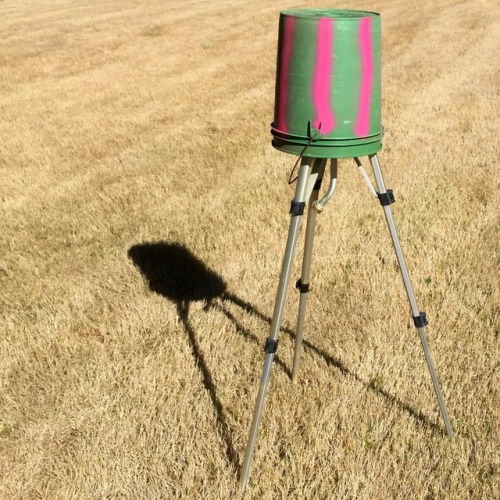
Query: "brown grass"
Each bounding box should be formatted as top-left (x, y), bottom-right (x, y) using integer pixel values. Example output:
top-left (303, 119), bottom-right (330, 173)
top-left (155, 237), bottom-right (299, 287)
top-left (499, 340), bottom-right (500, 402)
top-left (0, 0), bottom-right (499, 498)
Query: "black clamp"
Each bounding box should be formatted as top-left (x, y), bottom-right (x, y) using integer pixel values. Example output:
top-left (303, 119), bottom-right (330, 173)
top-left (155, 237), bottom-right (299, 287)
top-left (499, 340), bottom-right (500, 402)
top-left (295, 279), bottom-right (310, 294)
top-left (264, 338), bottom-right (278, 354)
top-left (290, 201), bottom-right (306, 216)
top-left (378, 189), bottom-right (395, 207)
top-left (413, 312), bottom-right (428, 328)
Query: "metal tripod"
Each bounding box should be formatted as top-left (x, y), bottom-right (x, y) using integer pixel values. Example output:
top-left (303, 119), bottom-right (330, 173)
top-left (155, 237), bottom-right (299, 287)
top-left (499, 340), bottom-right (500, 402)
top-left (239, 154), bottom-right (453, 489)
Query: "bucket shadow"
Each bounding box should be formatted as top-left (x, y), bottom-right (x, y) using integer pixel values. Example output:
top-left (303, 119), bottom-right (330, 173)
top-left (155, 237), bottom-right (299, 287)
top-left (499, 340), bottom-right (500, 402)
top-left (128, 242), bottom-right (443, 471)
top-left (128, 242), bottom-right (226, 303)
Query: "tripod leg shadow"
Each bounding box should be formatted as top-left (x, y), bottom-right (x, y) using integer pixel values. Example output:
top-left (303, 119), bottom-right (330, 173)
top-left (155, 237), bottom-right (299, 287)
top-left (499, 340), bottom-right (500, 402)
top-left (223, 292), bottom-right (443, 435)
top-left (210, 300), bottom-right (292, 379)
top-left (177, 301), bottom-right (240, 472)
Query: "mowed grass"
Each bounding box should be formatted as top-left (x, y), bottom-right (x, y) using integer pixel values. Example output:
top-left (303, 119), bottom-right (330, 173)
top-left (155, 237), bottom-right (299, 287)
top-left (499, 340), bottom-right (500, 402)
top-left (0, 0), bottom-right (498, 498)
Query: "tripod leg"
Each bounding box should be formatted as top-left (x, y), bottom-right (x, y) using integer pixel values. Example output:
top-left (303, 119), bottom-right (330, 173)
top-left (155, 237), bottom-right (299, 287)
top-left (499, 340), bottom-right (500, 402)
top-left (368, 154), bottom-right (453, 437)
top-left (292, 158), bottom-right (329, 382)
top-left (239, 157), bottom-right (314, 489)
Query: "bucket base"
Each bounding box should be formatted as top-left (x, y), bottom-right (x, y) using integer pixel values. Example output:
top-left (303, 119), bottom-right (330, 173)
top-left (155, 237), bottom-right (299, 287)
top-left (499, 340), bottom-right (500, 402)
top-left (271, 134), bottom-right (382, 158)
top-left (272, 137), bottom-right (382, 158)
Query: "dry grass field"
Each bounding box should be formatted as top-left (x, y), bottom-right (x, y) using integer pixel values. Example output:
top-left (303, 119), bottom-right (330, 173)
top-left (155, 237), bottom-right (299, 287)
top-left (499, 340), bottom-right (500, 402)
top-left (1, 0), bottom-right (499, 498)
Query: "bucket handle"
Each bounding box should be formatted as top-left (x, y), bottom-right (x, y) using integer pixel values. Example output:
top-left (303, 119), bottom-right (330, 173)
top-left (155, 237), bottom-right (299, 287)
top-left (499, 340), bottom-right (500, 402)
top-left (288, 121), bottom-right (322, 184)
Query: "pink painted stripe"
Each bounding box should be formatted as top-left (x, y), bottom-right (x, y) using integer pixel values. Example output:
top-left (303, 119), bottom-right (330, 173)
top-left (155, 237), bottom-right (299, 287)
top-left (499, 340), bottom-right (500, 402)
top-left (312, 18), bottom-right (335, 134)
top-left (354, 17), bottom-right (373, 137)
top-left (276, 16), bottom-right (296, 132)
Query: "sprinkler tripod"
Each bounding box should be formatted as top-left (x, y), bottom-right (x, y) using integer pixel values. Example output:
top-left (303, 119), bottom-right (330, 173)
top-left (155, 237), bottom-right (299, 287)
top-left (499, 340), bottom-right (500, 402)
top-left (239, 154), bottom-right (453, 489)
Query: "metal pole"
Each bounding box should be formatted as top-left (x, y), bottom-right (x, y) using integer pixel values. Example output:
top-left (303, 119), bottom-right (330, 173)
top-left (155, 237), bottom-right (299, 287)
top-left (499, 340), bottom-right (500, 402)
top-left (368, 154), bottom-right (453, 437)
top-left (239, 157), bottom-right (314, 490)
top-left (292, 158), bottom-right (329, 382)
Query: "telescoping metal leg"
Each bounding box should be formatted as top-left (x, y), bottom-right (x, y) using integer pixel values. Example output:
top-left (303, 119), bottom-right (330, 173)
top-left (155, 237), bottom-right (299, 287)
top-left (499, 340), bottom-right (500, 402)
top-left (292, 158), bottom-right (331, 382)
top-left (239, 157), bottom-right (314, 490)
top-left (368, 154), bottom-right (453, 437)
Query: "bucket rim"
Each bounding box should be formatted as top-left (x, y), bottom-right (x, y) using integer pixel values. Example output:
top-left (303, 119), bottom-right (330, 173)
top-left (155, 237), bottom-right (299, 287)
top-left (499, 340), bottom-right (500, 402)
top-left (280, 9), bottom-right (380, 19)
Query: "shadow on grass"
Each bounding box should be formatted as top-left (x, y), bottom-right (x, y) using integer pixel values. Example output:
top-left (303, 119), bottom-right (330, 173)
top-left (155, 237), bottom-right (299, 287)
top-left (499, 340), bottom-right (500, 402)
top-left (128, 241), bottom-right (443, 471)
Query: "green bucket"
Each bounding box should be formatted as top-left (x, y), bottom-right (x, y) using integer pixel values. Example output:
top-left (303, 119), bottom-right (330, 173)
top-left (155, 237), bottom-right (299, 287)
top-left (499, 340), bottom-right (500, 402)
top-left (272, 9), bottom-right (382, 158)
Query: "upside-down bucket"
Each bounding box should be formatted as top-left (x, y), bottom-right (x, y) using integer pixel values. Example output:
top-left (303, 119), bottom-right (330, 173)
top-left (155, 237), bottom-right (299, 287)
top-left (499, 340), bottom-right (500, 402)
top-left (272, 9), bottom-right (382, 158)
